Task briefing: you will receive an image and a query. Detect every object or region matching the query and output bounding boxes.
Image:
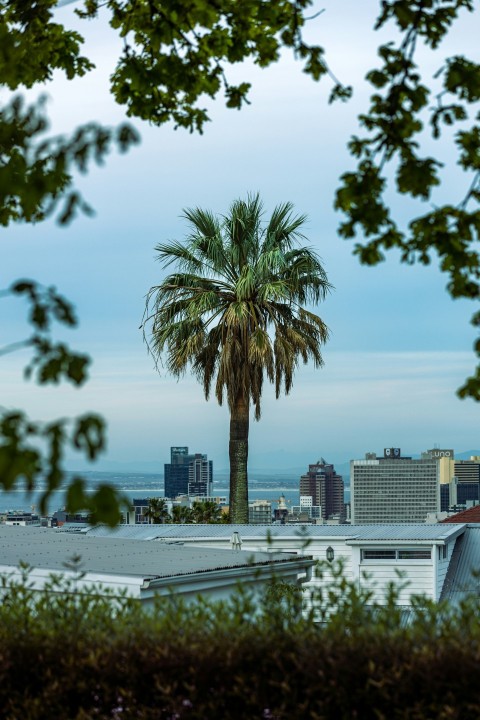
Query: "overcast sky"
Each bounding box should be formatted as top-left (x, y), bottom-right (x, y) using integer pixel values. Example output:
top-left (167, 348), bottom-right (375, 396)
top-left (1, 1), bottom-right (479, 471)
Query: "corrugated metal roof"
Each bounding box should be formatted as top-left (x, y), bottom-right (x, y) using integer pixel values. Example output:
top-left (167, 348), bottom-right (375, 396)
top-left (441, 525), bottom-right (480, 603)
top-left (82, 523), bottom-right (465, 542)
top-left (344, 525), bottom-right (464, 543)
top-left (0, 526), bottom-right (308, 580)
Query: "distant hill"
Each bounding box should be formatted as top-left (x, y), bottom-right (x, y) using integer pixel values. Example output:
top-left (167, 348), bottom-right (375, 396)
top-left (455, 450), bottom-right (480, 460)
top-left (68, 451), bottom-right (480, 483)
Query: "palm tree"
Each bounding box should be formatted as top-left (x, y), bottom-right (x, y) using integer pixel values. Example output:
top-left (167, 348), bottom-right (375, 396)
top-left (143, 497), bottom-right (170, 524)
top-left (171, 504), bottom-right (194, 523)
top-left (144, 194), bottom-right (331, 523)
top-left (191, 500), bottom-right (223, 524)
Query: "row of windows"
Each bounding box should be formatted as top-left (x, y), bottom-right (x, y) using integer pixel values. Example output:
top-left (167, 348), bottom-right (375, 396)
top-left (353, 477), bottom-right (437, 482)
top-left (361, 549), bottom-right (432, 561)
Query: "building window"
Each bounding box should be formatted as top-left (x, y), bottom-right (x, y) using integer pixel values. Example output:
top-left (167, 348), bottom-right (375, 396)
top-left (398, 549), bottom-right (431, 560)
top-left (362, 550), bottom-right (396, 560)
top-left (361, 548), bottom-right (432, 561)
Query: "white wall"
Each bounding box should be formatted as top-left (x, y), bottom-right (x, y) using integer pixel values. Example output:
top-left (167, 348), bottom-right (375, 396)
top-left (358, 560), bottom-right (434, 605)
top-left (179, 536), bottom-right (442, 607)
top-left (436, 539), bottom-right (455, 599)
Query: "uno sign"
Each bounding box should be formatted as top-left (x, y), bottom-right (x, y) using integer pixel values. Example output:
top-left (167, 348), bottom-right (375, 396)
top-left (428, 449), bottom-right (454, 458)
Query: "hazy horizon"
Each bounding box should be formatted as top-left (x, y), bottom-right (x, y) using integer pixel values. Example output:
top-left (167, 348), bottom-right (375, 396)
top-left (66, 447), bottom-right (480, 478)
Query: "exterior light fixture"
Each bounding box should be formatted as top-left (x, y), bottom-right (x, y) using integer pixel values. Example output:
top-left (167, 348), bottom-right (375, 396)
top-left (326, 546), bottom-right (334, 563)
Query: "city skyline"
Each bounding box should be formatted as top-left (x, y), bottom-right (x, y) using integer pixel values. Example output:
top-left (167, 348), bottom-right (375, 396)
top-left (58, 444), bottom-right (480, 476)
top-left (2, 1), bottom-right (478, 473)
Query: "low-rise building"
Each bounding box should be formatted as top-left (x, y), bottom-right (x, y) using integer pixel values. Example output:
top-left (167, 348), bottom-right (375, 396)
top-left (248, 500), bottom-right (272, 524)
top-left (0, 526), bottom-right (314, 607)
top-left (84, 522), bottom-right (466, 607)
top-left (4, 512), bottom-right (41, 527)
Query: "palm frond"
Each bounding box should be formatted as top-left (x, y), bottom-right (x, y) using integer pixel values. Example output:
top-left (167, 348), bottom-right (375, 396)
top-left (263, 202), bottom-right (308, 253)
top-left (224, 194), bottom-right (263, 269)
top-left (154, 241), bottom-right (206, 274)
top-left (182, 207), bottom-right (235, 280)
top-left (146, 193), bottom-right (331, 415)
top-left (255, 248), bottom-right (287, 279)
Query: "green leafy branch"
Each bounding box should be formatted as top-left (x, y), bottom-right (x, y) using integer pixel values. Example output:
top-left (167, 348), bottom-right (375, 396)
top-left (78, 0), bottom-right (351, 133)
top-left (0, 408), bottom-right (127, 526)
top-left (0, 96), bottom-right (140, 226)
top-left (0, 410), bottom-right (117, 520)
top-left (1, 280), bottom-right (90, 386)
top-left (335, 0), bottom-right (480, 399)
top-left (0, 280), bottom-right (127, 524)
top-left (0, 0), bottom-right (93, 89)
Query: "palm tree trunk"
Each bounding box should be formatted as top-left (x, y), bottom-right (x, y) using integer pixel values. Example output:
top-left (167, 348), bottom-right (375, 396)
top-left (229, 395), bottom-right (249, 523)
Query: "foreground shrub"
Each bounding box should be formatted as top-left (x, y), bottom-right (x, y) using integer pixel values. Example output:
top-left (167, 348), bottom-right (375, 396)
top-left (1, 566), bottom-right (480, 719)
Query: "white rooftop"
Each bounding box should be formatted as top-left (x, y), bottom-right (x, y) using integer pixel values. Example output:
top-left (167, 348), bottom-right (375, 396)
top-left (0, 526), bottom-right (308, 580)
top-left (77, 523), bottom-right (466, 543)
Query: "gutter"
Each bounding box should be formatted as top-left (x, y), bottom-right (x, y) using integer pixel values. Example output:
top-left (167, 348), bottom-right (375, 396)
top-left (346, 525), bottom-right (466, 547)
top-left (141, 556), bottom-right (315, 591)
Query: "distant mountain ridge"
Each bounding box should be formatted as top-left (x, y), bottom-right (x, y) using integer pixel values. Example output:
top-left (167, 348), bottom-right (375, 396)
top-left (68, 450), bottom-right (480, 483)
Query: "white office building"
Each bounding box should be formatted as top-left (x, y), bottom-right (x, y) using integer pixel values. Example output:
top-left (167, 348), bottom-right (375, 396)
top-left (351, 448), bottom-right (440, 523)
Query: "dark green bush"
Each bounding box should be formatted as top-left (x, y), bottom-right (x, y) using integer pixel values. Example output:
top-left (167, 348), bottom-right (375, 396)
top-left (1, 565), bottom-right (480, 719)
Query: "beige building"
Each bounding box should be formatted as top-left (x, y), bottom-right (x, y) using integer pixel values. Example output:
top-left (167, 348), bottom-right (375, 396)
top-left (423, 450), bottom-right (480, 509)
top-left (248, 500), bottom-right (272, 524)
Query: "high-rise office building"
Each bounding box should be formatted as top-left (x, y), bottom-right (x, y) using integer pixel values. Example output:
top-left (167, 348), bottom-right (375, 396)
top-left (421, 449), bottom-right (456, 511)
top-left (351, 448), bottom-right (439, 523)
top-left (171, 446), bottom-right (190, 463)
top-left (164, 447), bottom-right (193, 498)
top-left (164, 447), bottom-right (213, 498)
top-left (422, 450), bottom-right (480, 510)
top-left (299, 458), bottom-right (345, 521)
top-left (454, 459), bottom-right (480, 506)
top-left (188, 453), bottom-right (213, 497)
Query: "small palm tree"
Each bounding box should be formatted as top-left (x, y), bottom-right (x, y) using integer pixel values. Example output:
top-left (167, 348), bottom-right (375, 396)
top-left (143, 497), bottom-right (170, 524)
top-left (144, 194), bottom-right (331, 523)
top-left (171, 505), bottom-right (194, 523)
top-left (191, 500), bottom-right (223, 524)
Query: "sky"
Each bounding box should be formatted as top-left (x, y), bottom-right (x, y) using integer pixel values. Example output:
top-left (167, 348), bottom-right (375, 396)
top-left (1, 1), bottom-right (479, 472)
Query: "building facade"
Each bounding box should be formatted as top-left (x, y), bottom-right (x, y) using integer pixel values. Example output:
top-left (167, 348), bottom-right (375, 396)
top-left (351, 448), bottom-right (440, 524)
top-left (165, 447), bottom-right (213, 498)
top-left (248, 500), bottom-right (272, 524)
top-left (164, 447), bottom-right (193, 498)
top-left (188, 454), bottom-right (213, 497)
top-left (422, 450), bottom-right (480, 511)
top-left (84, 522), bottom-right (467, 607)
top-left (299, 458), bottom-right (345, 521)
top-left (454, 458), bottom-right (480, 507)
top-left (0, 526), bottom-right (314, 608)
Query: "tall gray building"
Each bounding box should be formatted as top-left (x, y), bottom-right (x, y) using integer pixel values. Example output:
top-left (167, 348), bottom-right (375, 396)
top-left (188, 453), bottom-right (213, 497)
top-left (299, 458), bottom-right (345, 521)
top-left (351, 448), bottom-right (440, 524)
